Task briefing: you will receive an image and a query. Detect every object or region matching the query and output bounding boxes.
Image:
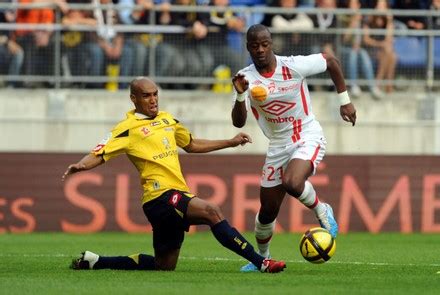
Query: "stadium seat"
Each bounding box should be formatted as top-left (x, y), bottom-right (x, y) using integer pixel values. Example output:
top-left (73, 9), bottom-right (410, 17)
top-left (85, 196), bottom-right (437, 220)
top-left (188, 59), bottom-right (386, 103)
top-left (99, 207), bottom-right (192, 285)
top-left (434, 37), bottom-right (440, 68)
top-left (393, 37), bottom-right (427, 67)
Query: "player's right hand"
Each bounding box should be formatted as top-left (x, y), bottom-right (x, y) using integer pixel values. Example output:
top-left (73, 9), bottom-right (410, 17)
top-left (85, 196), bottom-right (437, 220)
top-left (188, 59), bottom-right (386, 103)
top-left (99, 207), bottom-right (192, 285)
top-left (62, 163), bottom-right (85, 181)
top-left (232, 73), bottom-right (249, 94)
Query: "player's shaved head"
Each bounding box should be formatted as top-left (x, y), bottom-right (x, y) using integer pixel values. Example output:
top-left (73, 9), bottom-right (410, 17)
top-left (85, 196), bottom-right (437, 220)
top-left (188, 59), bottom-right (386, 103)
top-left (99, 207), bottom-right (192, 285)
top-left (130, 77), bottom-right (156, 96)
top-left (246, 24), bottom-right (271, 42)
top-left (246, 24), bottom-right (275, 70)
top-left (129, 77), bottom-right (159, 118)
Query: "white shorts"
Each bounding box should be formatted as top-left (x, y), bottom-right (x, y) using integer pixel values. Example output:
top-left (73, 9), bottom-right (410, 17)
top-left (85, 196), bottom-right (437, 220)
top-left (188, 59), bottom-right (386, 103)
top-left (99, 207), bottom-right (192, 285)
top-left (260, 133), bottom-right (327, 188)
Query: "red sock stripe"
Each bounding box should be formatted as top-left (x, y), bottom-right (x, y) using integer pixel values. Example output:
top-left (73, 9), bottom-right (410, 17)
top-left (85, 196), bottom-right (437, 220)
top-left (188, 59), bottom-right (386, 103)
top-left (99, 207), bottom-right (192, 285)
top-left (307, 196), bottom-right (319, 209)
top-left (256, 235), bottom-right (273, 244)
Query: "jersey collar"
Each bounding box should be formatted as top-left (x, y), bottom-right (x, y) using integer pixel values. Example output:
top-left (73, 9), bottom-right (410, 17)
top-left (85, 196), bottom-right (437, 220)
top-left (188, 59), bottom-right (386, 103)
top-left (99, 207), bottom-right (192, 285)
top-left (127, 110), bottom-right (158, 120)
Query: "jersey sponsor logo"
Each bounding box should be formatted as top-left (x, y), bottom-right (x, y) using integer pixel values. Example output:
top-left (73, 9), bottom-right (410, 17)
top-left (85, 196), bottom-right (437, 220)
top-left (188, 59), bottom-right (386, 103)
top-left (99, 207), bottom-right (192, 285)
top-left (278, 83), bottom-right (300, 93)
top-left (152, 149), bottom-right (178, 160)
top-left (140, 127), bottom-right (150, 136)
top-left (168, 192), bottom-right (182, 207)
top-left (92, 132), bottom-right (111, 152)
top-left (151, 121), bottom-right (160, 126)
top-left (260, 100), bottom-right (296, 116)
top-left (252, 80), bottom-right (262, 85)
top-left (164, 127), bottom-right (174, 132)
top-left (265, 115), bottom-right (295, 124)
top-left (162, 137), bottom-right (171, 149)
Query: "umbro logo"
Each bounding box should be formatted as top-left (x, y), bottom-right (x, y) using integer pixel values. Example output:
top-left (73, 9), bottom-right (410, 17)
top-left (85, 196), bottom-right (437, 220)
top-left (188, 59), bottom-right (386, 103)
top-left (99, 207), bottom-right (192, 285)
top-left (260, 100), bottom-right (295, 116)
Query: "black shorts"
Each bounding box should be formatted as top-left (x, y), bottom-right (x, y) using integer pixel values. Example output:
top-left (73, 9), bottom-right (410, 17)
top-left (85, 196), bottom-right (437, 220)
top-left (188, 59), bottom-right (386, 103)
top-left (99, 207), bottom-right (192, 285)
top-left (142, 190), bottom-right (193, 253)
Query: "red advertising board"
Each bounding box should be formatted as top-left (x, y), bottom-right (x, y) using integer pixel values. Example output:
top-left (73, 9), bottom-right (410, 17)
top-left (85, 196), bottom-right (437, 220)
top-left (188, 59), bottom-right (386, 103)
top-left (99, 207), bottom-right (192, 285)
top-left (0, 153), bottom-right (439, 233)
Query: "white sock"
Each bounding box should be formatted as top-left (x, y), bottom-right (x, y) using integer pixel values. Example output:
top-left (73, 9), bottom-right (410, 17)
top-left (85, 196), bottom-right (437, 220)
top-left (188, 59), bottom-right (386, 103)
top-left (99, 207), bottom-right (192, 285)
top-left (83, 250), bottom-right (99, 269)
top-left (298, 181), bottom-right (325, 216)
top-left (255, 213), bottom-right (276, 258)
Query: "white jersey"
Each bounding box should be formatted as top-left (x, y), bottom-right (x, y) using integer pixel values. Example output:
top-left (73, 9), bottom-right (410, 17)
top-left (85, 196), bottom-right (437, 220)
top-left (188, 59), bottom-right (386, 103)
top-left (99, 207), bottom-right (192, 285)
top-left (236, 54), bottom-right (327, 146)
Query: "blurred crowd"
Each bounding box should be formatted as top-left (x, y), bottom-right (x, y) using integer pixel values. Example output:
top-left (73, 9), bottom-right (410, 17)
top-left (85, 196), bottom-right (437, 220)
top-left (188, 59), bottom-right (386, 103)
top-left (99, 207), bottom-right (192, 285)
top-left (0, 0), bottom-right (439, 94)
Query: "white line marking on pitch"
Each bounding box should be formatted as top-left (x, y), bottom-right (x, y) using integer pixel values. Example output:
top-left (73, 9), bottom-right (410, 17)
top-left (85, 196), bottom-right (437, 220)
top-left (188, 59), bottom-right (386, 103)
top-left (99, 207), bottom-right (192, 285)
top-left (180, 256), bottom-right (440, 267)
top-left (1, 253), bottom-right (438, 267)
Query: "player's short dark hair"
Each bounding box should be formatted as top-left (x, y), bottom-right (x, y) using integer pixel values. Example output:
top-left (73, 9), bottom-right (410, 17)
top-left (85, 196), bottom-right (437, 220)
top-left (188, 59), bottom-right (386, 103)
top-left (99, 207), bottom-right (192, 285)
top-left (246, 24), bottom-right (271, 41)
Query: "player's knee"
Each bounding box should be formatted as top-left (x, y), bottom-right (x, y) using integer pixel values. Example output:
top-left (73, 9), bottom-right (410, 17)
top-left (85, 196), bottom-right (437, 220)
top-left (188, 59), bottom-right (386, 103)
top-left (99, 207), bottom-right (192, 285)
top-left (204, 203), bottom-right (223, 225)
top-left (282, 175), bottom-right (304, 197)
top-left (258, 210), bottom-right (277, 224)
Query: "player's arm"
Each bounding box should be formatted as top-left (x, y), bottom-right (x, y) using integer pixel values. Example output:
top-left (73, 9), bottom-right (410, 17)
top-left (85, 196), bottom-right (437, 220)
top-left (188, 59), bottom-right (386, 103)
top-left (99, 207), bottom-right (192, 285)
top-left (325, 53), bottom-right (357, 126)
top-left (183, 132), bottom-right (252, 153)
top-left (62, 153), bottom-right (104, 181)
top-left (231, 73), bottom-right (249, 128)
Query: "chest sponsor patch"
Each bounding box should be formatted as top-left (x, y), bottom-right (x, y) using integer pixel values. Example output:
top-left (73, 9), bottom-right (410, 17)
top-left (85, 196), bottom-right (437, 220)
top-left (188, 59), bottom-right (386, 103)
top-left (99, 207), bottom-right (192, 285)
top-left (140, 127), bottom-right (150, 136)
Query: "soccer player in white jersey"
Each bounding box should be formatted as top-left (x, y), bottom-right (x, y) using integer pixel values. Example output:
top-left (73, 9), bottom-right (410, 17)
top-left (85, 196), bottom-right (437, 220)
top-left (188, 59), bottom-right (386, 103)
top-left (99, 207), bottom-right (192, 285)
top-left (232, 24), bottom-right (357, 272)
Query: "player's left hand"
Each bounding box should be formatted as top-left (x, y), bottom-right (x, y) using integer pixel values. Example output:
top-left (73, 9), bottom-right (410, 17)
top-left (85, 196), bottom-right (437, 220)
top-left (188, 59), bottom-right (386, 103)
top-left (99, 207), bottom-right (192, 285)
top-left (231, 132), bottom-right (253, 146)
top-left (340, 103), bottom-right (357, 126)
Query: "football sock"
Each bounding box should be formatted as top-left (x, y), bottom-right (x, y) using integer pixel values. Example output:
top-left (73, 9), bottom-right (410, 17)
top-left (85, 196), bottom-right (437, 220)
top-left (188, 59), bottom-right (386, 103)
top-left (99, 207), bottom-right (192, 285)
top-left (298, 181), bottom-right (325, 216)
top-left (255, 213), bottom-right (275, 258)
top-left (94, 253), bottom-right (155, 270)
top-left (211, 219), bottom-right (264, 269)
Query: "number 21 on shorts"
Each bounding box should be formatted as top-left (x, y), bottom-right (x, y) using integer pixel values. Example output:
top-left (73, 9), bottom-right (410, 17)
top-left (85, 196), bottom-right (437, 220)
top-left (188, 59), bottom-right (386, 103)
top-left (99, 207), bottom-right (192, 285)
top-left (262, 165), bottom-right (284, 182)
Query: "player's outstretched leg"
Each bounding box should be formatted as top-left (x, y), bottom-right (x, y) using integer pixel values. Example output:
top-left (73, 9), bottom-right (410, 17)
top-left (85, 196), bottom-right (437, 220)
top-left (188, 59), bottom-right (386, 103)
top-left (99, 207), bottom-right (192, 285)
top-left (240, 213), bottom-right (276, 272)
top-left (297, 181), bottom-right (338, 238)
top-left (71, 251), bottom-right (156, 270)
top-left (211, 220), bottom-right (285, 273)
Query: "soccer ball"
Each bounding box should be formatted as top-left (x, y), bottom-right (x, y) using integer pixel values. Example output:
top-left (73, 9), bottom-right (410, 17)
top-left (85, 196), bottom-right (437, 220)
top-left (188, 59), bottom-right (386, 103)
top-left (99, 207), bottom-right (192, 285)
top-left (299, 227), bottom-right (336, 264)
top-left (250, 85), bottom-right (268, 102)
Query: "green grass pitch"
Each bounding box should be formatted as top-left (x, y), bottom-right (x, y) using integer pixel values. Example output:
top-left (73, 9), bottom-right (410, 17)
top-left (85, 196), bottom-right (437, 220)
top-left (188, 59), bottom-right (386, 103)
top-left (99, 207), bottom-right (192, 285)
top-left (1, 232), bottom-right (439, 294)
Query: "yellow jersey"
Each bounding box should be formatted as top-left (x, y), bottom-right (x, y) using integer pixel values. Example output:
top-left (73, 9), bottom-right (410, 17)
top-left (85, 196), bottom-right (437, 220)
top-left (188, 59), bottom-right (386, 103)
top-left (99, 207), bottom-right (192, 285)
top-left (93, 110), bottom-right (193, 204)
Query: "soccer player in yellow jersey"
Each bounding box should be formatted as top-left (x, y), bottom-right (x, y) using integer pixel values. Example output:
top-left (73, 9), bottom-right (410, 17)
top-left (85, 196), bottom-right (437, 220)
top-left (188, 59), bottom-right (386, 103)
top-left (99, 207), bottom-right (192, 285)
top-left (62, 77), bottom-right (286, 273)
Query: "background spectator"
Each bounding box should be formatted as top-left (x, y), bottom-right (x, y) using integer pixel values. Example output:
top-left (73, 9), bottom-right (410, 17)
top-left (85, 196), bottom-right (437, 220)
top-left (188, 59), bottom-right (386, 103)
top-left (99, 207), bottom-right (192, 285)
top-left (428, 0), bottom-right (440, 29)
top-left (363, 0), bottom-right (396, 93)
top-left (392, 0), bottom-right (429, 30)
top-left (340, 0), bottom-right (383, 99)
top-left (118, 0), bottom-right (183, 79)
top-left (15, 0), bottom-right (56, 83)
top-left (0, 0), bottom-right (23, 87)
top-left (165, 0), bottom-right (212, 81)
top-left (261, 0), bottom-right (313, 56)
top-left (310, 0), bottom-right (337, 56)
top-left (205, 0), bottom-right (245, 75)
top-left (62, 0), bottom-right (101, 86)
top-left (93, 0), bottom-right (133, 89)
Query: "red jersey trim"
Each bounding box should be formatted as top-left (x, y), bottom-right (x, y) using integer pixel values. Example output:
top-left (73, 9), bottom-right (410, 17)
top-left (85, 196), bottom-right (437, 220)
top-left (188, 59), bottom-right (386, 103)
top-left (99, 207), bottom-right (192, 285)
top-left (300, 81), bottom-right (309, 116)
top-left (260, 69), bottom-right (275, 78)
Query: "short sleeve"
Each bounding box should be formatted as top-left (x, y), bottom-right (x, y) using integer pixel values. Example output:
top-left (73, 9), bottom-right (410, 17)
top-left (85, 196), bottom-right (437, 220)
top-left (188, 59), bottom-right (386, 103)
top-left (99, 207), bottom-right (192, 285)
top-left (174, 121), bottom-right (192, 148)
top-left (92, 129), bottom-right (129, 162)
top-left (288, 54), bottom-right (327, 78)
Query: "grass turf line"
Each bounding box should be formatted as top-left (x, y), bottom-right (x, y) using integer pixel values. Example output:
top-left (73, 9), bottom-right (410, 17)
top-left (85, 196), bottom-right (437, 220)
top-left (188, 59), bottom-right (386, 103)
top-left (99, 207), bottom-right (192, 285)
top-left (1, 232), bottom-right (439, 295)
